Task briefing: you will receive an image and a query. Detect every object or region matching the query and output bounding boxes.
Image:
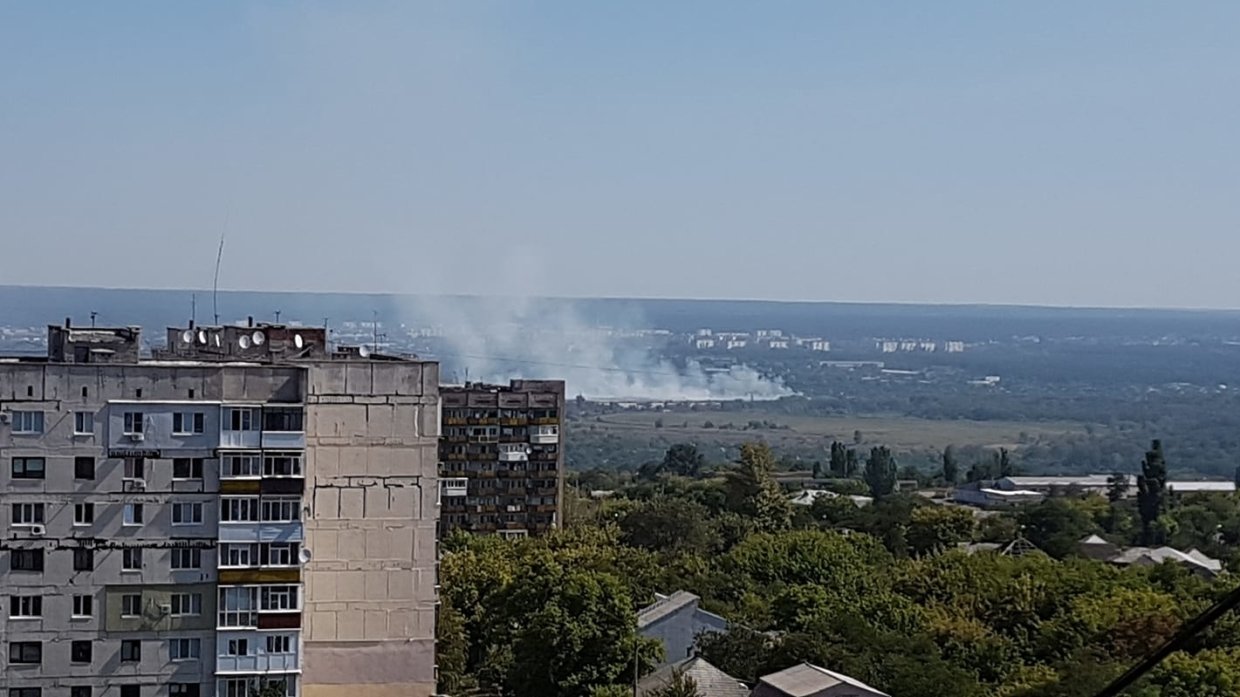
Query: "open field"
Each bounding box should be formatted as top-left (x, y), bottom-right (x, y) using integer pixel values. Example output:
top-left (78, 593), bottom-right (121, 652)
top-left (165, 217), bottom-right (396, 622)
top-left (582, 409), bottom-right (1092, 451)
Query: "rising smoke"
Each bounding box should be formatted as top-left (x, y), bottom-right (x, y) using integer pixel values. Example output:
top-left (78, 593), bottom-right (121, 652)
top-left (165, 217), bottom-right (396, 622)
top-left (400, 295), bottom-right (793, 401)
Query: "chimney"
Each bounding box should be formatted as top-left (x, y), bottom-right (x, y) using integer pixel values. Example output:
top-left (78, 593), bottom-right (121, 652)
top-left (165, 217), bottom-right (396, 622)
top-left (65, 317), bottom-right (71, 328)
top-left (248, 316), bottom-right (254, 328)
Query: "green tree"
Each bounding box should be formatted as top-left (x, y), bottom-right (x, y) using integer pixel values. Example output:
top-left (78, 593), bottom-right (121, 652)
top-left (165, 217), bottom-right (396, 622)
top-left (1138, 439), bottom-right (1169, 545)
top-left (1106, 472), bottom-right (1130, 502)
top-left (830, 441), bottom-right (848, 478)
top-left (854, 429), bottom-right (864, 445)
top-left (647, 668), bottom-right (703, 697)
top-left (618, 497), bottom-right (721, 555)
top-left (942, 446), bottom-right (959, 485)
top-left (845, 448), bottom-right (859, 477)
top-left (248, 683), bottom-right (288, 697)
top-left (662, 443), bottom-right (707, 478)
top-left (435, 598), bottom-right (471, 694)
top-left (906, 506), bottom-right (975, 556)
top-left (1017, 498), bottom-right (1099, 558)
top-left (724, 442), bottom-right (792, 532)
top-left (864, 446), bottom-right (897, 499)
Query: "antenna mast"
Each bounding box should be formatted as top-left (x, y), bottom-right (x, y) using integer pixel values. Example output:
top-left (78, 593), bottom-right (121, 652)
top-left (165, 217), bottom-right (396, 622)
top-left (212, 235), bottom-right (225, 324)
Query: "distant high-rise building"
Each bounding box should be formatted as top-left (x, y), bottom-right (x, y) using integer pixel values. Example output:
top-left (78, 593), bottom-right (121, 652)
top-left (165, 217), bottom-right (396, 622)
top-left (438, 380), bottom-right (564, 538)
top-left (1, 321), bottom-right (440, 697)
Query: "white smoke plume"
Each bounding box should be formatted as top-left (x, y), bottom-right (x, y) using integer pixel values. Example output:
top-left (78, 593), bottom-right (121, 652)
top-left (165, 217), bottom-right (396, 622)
top-left (400, 294), bottom-right (794, 401)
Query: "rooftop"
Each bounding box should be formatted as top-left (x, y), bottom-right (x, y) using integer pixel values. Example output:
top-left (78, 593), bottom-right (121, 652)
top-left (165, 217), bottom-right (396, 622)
top-left (756, 662), bottom-right (889, 697)
top-left (637, 591), bottom-right (700, 629)
top-left (638, 656), bottom-right (750, 697)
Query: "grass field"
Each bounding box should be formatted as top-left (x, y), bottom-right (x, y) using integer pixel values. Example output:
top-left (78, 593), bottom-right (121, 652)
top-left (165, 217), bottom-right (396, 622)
top-left (581, 409), bottom-right (1092, 452)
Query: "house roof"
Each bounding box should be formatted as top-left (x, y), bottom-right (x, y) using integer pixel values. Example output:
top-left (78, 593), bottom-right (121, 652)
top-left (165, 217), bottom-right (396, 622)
top-left (637, 591), bottom-right (700, 629)
top-left (756, 663), bottom-right (889, 697)
top-left (638, 656), bottom-right (750, 697)
top-left (1080, 534), bottom-right (1112, 545)
top-left (1111, 546), bottom-right (1222, 573)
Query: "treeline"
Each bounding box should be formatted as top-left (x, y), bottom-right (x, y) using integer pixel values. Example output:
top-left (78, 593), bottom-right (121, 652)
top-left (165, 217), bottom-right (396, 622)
top-left (439, 441), bottom-right (1240, 697)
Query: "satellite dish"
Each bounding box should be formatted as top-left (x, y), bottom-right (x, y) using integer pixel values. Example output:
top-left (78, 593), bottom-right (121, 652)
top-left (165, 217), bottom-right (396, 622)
top-left (298, 548), bottom-right (312, 564)
top-left (252, 331), bottom-right (265, 346)
top-left (212, 334), bottom-right (222, 348)
top-left (180, 330), bottom-right (193, 344)
top-left (197, 330), bottom-right (207, 345)
top-left (238, 335), bottom-right (252, 349)
top-left (293, 334), bottom-right (304, 349)
top-left (358, 345), bottom-right (371, 358)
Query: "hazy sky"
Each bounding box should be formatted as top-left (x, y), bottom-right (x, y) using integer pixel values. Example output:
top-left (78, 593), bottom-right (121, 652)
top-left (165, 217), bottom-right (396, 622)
top-left (2, 3), bottom-right (1238, 308)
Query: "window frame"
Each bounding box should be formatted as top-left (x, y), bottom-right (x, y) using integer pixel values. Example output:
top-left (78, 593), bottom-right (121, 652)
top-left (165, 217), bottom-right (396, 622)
top-left (8, 641), bottom-right (42, 664)
top-left (74, 456), bottom-right (96, 480)
top-left (168, 638), bottom-right (200, 661)
top-left (170, 548), bottom-right (202, 570)
top-left (73, 411), bottom-right (94, 435)
top-left (119, 640), bottom-right (141, 663)
top-left (220, 496), bottom-right (260, 523)
top-left (121, 548), bottom-right (143, 571)
top-left (70, 640), bottom-right (92, 664)
top-left (260, 497), bottom-right (301, 523)
top-left (120, 593), bottom-right (142, 618)
top-left (72, 594), bottom-right (93, 618)
top-left (171, 502), bottom-right (204, 526)
top-left (11, 457), bottom-right (46, 480)
top-left (73, 547), bottom-right (93, 571)
top-left (12, 502), bottom-right (45, 526)
top-left (11, 411), bottom-right (44, 435)
top-left (169, 593), bottom-right (202, 617)
top-left (221, 452), bottom-right (262, 479)
top-left (122, 503), bottom-right (144, 526)
top-left (11, 549), bottom-right (44, 571)
top-left (74, 502), bottom-right (95, 526)
top-left (172, 458), bottom-right (204, 480)
top-left (122, 411), bottom-right (144, 435)
top-left (8, 595), bottom-right (42, 619)
top-left (172, 412), bottom-right (205, 435)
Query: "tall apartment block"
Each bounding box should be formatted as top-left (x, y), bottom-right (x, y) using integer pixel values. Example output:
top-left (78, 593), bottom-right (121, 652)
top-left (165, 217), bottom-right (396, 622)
top-left (438, 381), bottom-right (564, 538)
top-left (1, 322), bottom-right (440, 697)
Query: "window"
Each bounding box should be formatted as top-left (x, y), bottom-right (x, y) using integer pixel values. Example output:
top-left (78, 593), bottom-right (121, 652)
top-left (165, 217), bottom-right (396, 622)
top-left (260, 497), bottom-right (300, 522)
top-left (123, 504), bottom-right (144, 526)
top-left (135, 389), bottom-right (142, 399)
top-left (11, 690), bottom-right (41, 697)
top-left (263, 408), bottom-right (304, 432)
top-left (120, 640), bottom-right (141, 662)
top-left (220, 543), bottom-right (257, 568)
top-left (122, 548), bottom-right (143, 571)
top-left (169, 638), bottom-right (200, 660)
top-left (120, 593), bottom-right (142, 617)
top-left (218, 586), bottom-right (258, 628)
top-left (172, 502), bottom-right (203, 525)
top-left (73, 411), bottom-right (94, 435)
top-left (226, 407), bottom-right (259, 431)
top-left (11, 457), bottom-right (45, 480)
top-left (260, 585), bottom-right (299, 611)
top-left (123, 458), bottom-right (145, 480)
top-left (169, 686), bottom-right (199, 697)
top-left (11, 549), bottom-right (43, 571)
top-left (222, 453), bottom-right (261, 478)
top-left (220, 497), bottom-right (259, 522)
top-left (169, 593), bottom-right (202, 616)
top-left (71, 688), bottom-right (91, 697)
top-left (260, 542), bottom-right (300, 567)
top-left (9, 596), bottom-right (41, 618)
top-left (12, 503), bottom-right (44, 526)
top-left (122, 412), bottom-right (144, 435)
top-left (172, 458), bottom-right (203, 480)
top-left (11, 411), bottom-right (44, 434)
top-left (74, 503), bottom-right (94, 525)
top-left (9, 641), bottom-right (41, 664)
top-left (120, 687), bottom-right (139, 697)
top-left (172, 412), bottom-right (205, 435)
top-left (70, 640), bottom-right (92, 663)
top-left (170, 548), bottom-right (202, 570)
top-left (226, 638), bottom-right (250, 656)
top-left (265, 634), bottom-right (293, 653)
top-left (72, 595), bottom-right (93, 618)
top-left (74, 456), bottom-right (95, 480)
top-left (73, 548), bottom-right (93, 571)
top-left (263, 452), bottom-right (303, 477)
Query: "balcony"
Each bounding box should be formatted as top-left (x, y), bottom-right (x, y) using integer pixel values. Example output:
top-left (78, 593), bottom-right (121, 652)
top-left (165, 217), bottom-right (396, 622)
top-left (220, 429), bottom-right (262, 449)
top-left (215, 630), bottom-right (302, 674)
top-left (219, 521), bottom-right (304, 544)
top-left (498, 444), bottom-right (529, 462)
top-left (440, 477), bottom-right (468, 498)
top-left (262, 431), bottom-right (305, 449)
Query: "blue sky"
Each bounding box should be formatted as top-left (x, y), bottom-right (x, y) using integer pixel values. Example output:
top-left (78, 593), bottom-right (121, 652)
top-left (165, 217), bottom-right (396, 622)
top-left (1, 2), bottom-right (1238, 307)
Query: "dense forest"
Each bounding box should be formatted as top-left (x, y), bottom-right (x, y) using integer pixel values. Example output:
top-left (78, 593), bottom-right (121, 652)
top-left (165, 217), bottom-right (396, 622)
top-left (439, 442), bottom-right (1240, 697)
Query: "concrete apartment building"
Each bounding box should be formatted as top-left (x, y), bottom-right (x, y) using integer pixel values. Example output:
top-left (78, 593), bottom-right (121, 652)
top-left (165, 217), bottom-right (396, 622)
top-left (2, 322), bottom-right (440, 697)
top-left (438, 380), bottom-right (564, 538)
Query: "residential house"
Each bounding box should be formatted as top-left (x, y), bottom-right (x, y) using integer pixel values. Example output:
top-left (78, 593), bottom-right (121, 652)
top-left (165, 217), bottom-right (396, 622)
top-left (637, 656), bottom-right (749, 697)
top-left (637, 591), bottom-right (728, 666)
top-left (751, 663), bottom-right (889, 697)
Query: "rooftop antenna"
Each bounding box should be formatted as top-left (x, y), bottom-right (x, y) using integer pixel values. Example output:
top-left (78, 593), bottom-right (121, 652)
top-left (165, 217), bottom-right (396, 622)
top-left (212, 234), bottom-right (226, 325)
top-left (190, 294), bottom-right (197, 325)
top-left (274, 310), bottom-right (282, 324)
top-left (89, 311), bottom-right (97, 328)
top-left (372, 310), bottom-right (379, 354)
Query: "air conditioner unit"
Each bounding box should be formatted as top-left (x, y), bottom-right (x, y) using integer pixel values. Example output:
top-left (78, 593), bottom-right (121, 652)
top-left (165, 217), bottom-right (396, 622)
top-left (0, 413), bottom-right (10, 424)
top-left (158, 604), bottom-right (172, 615)
top-left (127, 432), bottom-right (145, 442)
top-left (124, 480), bottom-right (146, 492)
top-left (29, 524), bottom-right (45, 536)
